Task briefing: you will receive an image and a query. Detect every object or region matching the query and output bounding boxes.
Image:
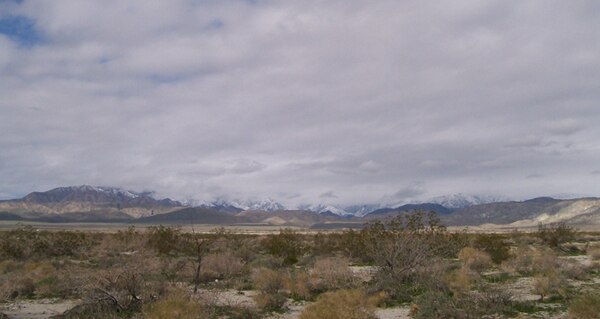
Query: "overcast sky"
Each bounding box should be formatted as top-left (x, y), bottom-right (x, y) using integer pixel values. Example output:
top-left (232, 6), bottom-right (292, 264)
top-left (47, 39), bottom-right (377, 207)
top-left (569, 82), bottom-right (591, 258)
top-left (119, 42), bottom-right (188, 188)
top-left (1, 0), bottom-right (599, 206)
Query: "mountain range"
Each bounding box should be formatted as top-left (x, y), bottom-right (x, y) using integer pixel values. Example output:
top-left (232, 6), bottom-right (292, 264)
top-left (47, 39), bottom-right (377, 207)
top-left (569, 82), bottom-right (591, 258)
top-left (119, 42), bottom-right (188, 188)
top-left (1, 185), bottom-right (599, 228)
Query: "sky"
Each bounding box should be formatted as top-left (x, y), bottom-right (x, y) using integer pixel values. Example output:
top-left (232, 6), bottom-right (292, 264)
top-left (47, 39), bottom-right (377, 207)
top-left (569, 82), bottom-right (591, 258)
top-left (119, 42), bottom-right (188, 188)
top-left (1, 0), bottom-right (600, 207)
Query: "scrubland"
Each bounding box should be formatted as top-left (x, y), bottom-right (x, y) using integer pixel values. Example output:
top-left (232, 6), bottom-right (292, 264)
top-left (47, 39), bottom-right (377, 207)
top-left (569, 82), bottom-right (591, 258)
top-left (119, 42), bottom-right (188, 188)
top-left (1, 211), bottom-right (599, 319)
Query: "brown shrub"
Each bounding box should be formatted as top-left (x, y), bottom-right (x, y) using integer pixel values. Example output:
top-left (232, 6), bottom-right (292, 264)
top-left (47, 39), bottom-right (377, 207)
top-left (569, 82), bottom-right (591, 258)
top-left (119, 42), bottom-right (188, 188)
top-left (310, 257), bottom-right (357, 291)
top-left (457, 247), bottom-right (492, 272)
top-left (201, 252), bottom-right (244, 280)
top-left (299, 289), bottom-right (379, 319)
top-left (251, 268), bottom-right (283, 294)
top-left (444, 267), bottom-right (479, 297)
top-left (569, 293), bottom-right (600, 319)
top-left (142, 290), bottom-right (205, 319)
top-left (587, 246), bottom-right (600, 260)
top-left (253, 292), bottom-right (287, 312)
top-left (532, 271), bottom-right (568, 301)
top-left (504, 244), bottom-right (535, 274)
top-left (283, 271), bottom-right (312, 300)
top-left (531, 250), bottom-right (560, 275)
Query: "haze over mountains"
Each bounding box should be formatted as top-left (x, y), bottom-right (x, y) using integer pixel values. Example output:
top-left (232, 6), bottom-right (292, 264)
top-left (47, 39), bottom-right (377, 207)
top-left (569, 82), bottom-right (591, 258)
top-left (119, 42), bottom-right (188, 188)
top-left (1, 185), bottom-right (599, 228)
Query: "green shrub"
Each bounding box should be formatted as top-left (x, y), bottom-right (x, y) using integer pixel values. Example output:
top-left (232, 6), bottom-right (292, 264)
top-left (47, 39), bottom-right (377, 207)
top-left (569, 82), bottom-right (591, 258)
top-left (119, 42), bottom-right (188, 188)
top-left (537, 222), bottom-right (576, 249)
top-left (473, 234), bottom-right (511, 264)
top-left (146, 226), bottom-right (181, 255)
top-left (261, 229), bottom-right (305, 265)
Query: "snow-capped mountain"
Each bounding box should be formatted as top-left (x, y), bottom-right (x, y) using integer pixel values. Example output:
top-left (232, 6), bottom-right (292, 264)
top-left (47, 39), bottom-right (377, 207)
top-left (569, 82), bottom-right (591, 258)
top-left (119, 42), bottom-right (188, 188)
top-left (195, 197), bottom-right (286, 212)
top-left (299, 204), bottom-right (349, 216)
top-left (428, 193), bottom-right (507, 209)
top-left (343, 204), bottom-right (384, 217)
top-left (243, 198), bottom-right (286, 211)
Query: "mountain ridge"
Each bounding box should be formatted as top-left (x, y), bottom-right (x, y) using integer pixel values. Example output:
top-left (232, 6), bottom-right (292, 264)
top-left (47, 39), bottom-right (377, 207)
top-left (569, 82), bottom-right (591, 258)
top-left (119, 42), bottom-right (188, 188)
top-left (2, 186), bottom-right (600, 228)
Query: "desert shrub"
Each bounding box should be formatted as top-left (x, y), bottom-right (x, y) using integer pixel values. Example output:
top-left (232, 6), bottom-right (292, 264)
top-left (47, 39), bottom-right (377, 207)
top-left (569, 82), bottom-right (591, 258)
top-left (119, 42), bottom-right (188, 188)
top-left (440, 230), bottom-right (471, 258)
top-left (458, 247), bottom-right (492, 272)
top-left (587, 246), bottom-right (600, 260)
top-left (531, 250), bottom-right (560, 275)
top-left (310, 232), bottom-right (343, 257)
top-left (310, 257), bottom-right (357, 291)
top-left (84, 266), bottom-right (162, 314)
top-left (251, 268), bottom-right (286, 312)
top-left (444, 267), bottom-right (480, 297)
top-left (537, 222), bottom-right (577, 249)
top-left (412, 290), bottom-right (463, 319)
top-left (568, 293), bottom-right (600, 319)
top-left (114, 226), bottom-right (140, 244)
top-left (146, 226), bottom-right (182, 255)
top-left (142, 290), bottom-right (205, 319)
top-left (0, 277), bottom-right (35, 299)
top-left (57, 301), bottom-right (125, 319)
top-left (532, 271), bottom-right (568, 301)
top-left (0, 259), bottom-right (18, 274)
top-left (261, 229), bottom-right (305, 265)
top-left (473, 234), bottom-right (511, 264)
top-left (362, 211), bottom-right (447, 300)
top-left (505, 243), bottom-right (535, 274)
top-left (284, 271), bottom-right (312, 300)
top-left (299, 289), bottom-right (378, 319)
top-left (251, 268), bottom-right (283, 294)
top-left (253, 292), bottom-right (287, 313)
top-left (201, 253), bottom-right (244, 280)
top-left (413, 287), bottom-right (514, 319)
top-left (338, 229), bottom-right (372, 264)
top-left (0, 227), bottom-right (90, 259)
top-left (560, 259), bottom-right (589, 280)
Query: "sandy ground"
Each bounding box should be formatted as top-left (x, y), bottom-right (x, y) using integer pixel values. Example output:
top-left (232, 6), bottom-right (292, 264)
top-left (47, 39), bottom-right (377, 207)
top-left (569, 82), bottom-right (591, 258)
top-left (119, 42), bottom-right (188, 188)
top-left (0, 299), bottom-right (79, 319)
top-left (195, 288), bottom-right (411, 319)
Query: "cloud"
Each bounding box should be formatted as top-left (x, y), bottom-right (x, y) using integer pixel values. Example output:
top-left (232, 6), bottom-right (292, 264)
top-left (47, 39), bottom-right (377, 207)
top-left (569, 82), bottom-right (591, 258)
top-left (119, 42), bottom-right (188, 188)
top-left (319, 190), bottom-right (338, 199)
top-left (526, 173), bottom-right (544, 179)
top-left (544, 119), bottom-right (585, 136)
top-left (1, 1), bottom-right (600, 205)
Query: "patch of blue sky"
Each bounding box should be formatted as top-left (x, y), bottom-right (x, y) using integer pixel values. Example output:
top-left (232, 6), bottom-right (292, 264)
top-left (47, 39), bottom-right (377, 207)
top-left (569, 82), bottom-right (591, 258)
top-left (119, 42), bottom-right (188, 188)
top-left (0, 15), bottom-right (43, 46)
top-left (207, 19), bottom-right (224, 30)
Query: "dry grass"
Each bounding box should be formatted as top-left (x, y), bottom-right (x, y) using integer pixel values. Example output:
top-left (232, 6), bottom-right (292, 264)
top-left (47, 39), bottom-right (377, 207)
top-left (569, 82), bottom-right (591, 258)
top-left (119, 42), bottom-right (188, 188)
top-left (142, 289), bottom-right (204, 319)
top-left (299, 289), bottom-right (379, 319)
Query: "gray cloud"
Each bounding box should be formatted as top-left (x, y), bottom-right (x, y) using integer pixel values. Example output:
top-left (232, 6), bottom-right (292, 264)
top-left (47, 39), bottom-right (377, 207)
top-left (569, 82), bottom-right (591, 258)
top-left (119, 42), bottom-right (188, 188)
top-left (1, 1), bottom-right (600, 206)
top-left (319, 190), bottom-right (338, 199)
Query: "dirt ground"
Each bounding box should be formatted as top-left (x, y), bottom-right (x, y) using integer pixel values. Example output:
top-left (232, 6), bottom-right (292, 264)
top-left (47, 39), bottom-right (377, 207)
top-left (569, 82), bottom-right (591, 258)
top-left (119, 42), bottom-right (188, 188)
top-left (0, 299), bottom-right (79, 319)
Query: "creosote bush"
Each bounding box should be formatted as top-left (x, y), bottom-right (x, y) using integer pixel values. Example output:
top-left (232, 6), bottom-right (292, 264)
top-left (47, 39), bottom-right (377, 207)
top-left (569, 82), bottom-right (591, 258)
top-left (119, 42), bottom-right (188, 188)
top-left (262, 229), bottom-right (305, 265)
top-left (537, 222), bottom-right (576, 249)
top-left (473, 234), bottom-right (511, 264)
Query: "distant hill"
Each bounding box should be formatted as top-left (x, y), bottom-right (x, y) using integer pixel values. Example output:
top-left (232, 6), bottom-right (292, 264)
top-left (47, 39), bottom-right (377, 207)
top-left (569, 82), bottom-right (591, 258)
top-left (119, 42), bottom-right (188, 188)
top-left (0, 185), bottom-right (183, 220)
top-left (443, 197), bottom-right (600, 226)
top-left (135, 207), bottom-right (239, 224)
top-left (365, 203), bottom-right (452, 218)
